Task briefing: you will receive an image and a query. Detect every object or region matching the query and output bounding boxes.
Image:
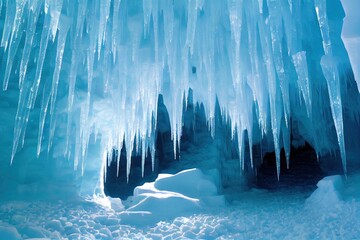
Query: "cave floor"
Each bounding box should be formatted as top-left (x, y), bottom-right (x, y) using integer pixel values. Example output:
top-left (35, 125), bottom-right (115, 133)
top-left (0, 183), bottom-right (359, 240)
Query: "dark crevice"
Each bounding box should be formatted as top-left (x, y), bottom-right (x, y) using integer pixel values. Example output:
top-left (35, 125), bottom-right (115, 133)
top-left (256, 142), bottom-right (325, 191)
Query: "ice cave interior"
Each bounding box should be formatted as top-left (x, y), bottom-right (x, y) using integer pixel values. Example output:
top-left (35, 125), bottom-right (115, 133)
top-left (0, 0), bottom-right (360, 239)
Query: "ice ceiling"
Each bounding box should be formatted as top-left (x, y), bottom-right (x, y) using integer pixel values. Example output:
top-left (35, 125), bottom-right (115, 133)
top-left (0, 0), bottom-right (359, 191)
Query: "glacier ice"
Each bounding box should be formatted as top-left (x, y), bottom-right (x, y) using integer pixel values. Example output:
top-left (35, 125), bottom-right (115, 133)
top-left (0, 0), bottom-right (359, 196)
top-left (341, 0), bottom-right (360, 92)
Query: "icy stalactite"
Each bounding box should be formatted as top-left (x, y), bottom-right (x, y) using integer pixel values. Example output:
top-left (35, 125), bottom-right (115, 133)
top-left (98, 0), bottom-right (110, 58)
top-left (112, 0), bottom-right (121, 63)
top-left (11, 82), bottom-right (31, 165)
top-left (1, 0), bottom-right (15, 50)
top-left (2, 0), bottom-right (26, 90)
top-left (320, 56), bottom-right (347, 174)
top-left (49, 15), bottom-right (71, 135)
top-left (292, 51), bottom-right (312, 118)
top-left (28, 0), bottom-right (63, 109)
top-left (37, 82), bottom-right (51, 157)
top-left (0, 0), bottom-right (356, 181)
top-left (185, 0), bottom-right (200, 56)
top-left (19, 0), bottom-right (43, 88)
top-left (315, 0), bottom-right (348, 174)
top-left (314, 0), bottom-right (332, 55)
top-left (267, 0), bottom-right (290, 129)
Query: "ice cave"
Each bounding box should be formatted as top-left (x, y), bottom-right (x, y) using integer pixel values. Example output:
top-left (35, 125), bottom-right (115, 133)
top-left (0, 0), bottom-right (360, 239)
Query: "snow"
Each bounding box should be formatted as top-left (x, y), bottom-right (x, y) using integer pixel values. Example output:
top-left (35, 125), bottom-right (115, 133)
top-left (306, 175), bottom-right (343, 208)
top-left (121, 168), bottom-right (225, 225)
top-left (0, 224), bottom-right (21, 240)
top-left (1, 173), bottom-right (360, 239)
top-left (153, 169), bottom-right (218, 198)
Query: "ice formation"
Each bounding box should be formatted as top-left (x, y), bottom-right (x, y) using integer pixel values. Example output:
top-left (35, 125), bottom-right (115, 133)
top-left (0, 0), bottom-right (359, 195)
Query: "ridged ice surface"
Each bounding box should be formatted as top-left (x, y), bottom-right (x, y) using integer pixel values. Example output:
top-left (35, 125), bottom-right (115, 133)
top-left (0, 0), bottom-right (357, 179)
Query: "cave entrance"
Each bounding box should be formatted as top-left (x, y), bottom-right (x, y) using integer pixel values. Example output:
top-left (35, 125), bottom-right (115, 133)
top-left (256, 142), bottom-right (325, 191)
top-left (103, 91), bottom-right (210, 200)
top-left (103, 92), bottom-right (326, 200)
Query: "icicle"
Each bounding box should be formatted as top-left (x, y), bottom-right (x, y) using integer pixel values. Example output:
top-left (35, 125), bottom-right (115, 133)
top-left (258, 0), bottom-right (263, 13)
top-left (320, 55), bottom-right (347, 175)
top-left (162, 0), bottom-right (174, 57)
top-left (150, 140), bottom-right (156, 172)
top-left (3, 0), bottom-right (26, 86)
top-left (143, 0), bottom-right (152, 36)
top-left (258, 11), bottom-right (283, 179)
top-left (37, 83), bottom-right (51, 157)
top-left (28, 0), bottom-right (63, 109)
top-left (125, 132), bottom-right (134, 183)
top-left (97, 0), bottom-right (110, 58)
top-left (282, 119), bottom-right (291, 169)
top-left (50, 15), bottom-right (71, 114)
top-left (267, 0), bottom-right (290, 128)
top-left (0, 0), bottom-right (354, 183)
top-left (75, 0), bottom-right (87, 39)
top-left (64, 1), bottom-right (86, 156)
top-left (49, 0), bottom-right (63, 42)
top-left (116, 146), bottom-right (121, 177)
top-left (3, 26), bottom-right (24, 91)
top-left (48, 15), bottom-right (71, 153)
top-left (238, 128), bottom-right (245, 171)
top-left (1, 0), bottom-right (15, 50)
top-left (73, 121), bottom-right (81, 170)
top-left (227, 0), bottom-right (243, 85)
top-left (65, 52), bottom-right (78, 156)
top-left (47, 113), bottom-right (56, 153)
top-left (83, 3), bottom-right (98, 156)
top-left (141, 137), bottom-right (146, 177)
top-left (19, 0), bottom-right (43, 88)
top-left (185, 0), bottom-right (198, 55)
top-left (11, 82), bottom-right (31, 165)
top-left (112, 0), bottom-right (121, 62)
top-left (314, 0), bottom-right (332, 55)
top-left (292, 51), bottom-right (312, 118)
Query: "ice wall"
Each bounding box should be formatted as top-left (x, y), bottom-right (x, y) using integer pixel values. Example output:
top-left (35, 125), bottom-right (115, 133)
top-left (340, 0), bottom-right (360, 92)
top-left (0, 0), bottom-right (359, 197)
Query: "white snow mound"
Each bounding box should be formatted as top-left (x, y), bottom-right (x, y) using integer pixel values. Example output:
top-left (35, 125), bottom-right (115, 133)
top-left (306, 175), bottom-right (344, 208)
top-left (120, 168), bottom-right (225, 225)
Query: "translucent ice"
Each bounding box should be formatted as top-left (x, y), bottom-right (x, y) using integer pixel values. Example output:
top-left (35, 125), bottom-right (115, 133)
top-left (0, 0), bottom-right (357, 185)
top-left (320, 56), bottom-right (347, 174)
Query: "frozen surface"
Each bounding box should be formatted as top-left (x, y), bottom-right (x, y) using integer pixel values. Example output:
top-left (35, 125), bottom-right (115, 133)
top-left (341, 0), bottom-right (360, 91)
top-left (1, 173), bottom-right (360, 239)
top-left (0, 0), bottom-right (359, 195)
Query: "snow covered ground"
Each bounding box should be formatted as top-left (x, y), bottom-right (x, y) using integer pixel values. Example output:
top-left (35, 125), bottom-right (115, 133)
top-left (1, 169), bottom-right (360, 239)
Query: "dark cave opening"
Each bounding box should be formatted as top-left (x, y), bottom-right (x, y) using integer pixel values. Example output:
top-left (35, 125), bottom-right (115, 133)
top-left (104, 93), bottom-right (327, 200)
top-left (256, 142), bottom-right (325, 191)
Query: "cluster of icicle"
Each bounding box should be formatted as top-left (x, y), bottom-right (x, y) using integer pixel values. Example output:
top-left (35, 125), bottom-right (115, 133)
top-left (0, 0), bottom-right (347, 180)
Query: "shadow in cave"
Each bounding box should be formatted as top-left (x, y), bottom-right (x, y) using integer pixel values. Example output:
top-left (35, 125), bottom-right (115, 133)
top-left (256, 142), bottom-right (325, 192)
top-left (104, 90), bottom-right (327, 200)
top-left (103, 95), bottom-right (175, 200)
top-left (103, 90), bottom-right (209, 200)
